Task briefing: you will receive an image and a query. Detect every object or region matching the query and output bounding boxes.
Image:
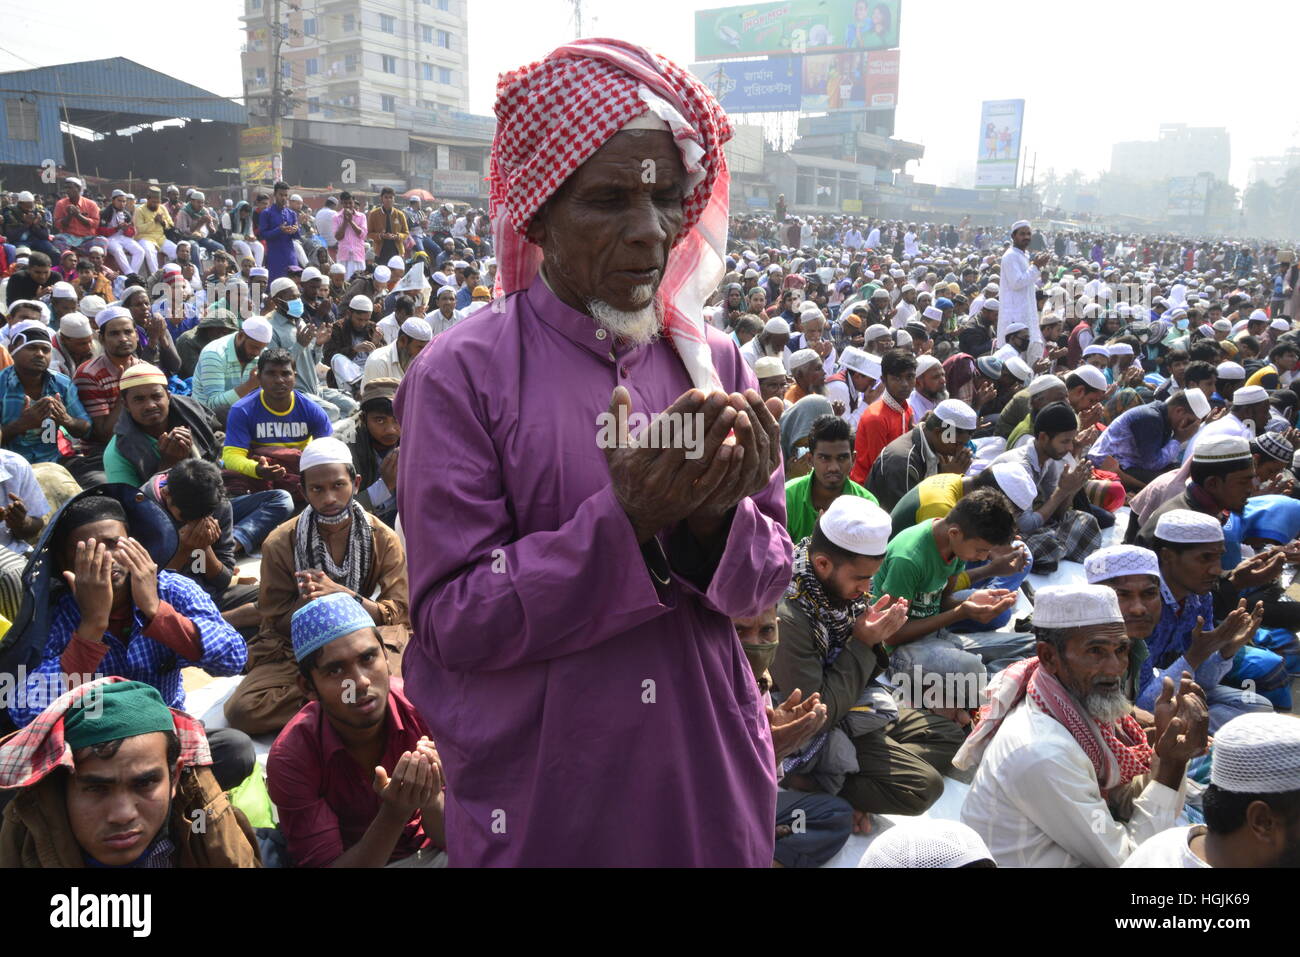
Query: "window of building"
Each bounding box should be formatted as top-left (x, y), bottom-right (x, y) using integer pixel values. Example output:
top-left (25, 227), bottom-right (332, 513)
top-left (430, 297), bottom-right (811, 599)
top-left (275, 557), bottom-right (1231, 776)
top-left (382, 54), bottom-right (397, 74)
top-left (421, 63), bottom-right (433, 81)
top-left (250, 0), bottom-right (261, 9)
top-left (381, 94), bottom-right (396, 112)
top-left (308, 97), bottom-right (320, 113)
top-left (437, 0), bottom-right (449, 9)
top-left (343, 13), bottom-right (355, 31)
top-left (303, 17), bottom-right (316, 36)
top-left (345, 53), bottom-right (358, 72)
top-left (5, 99), bottom-right (37, 141)
top-left (438, 67), bottom-right (451, 84)
top-left (380, 14), bottom-right (395, 33)
top-left (255, 67), bottom-right (267, 86)
top-left (421, 24), bottom-right (433, 42)
top-left (306, 58), bottom-right (319, 76)
top-left (437, 29), bottom-right (451, 48)
top-left (282, 61), bottom-right (291, 79)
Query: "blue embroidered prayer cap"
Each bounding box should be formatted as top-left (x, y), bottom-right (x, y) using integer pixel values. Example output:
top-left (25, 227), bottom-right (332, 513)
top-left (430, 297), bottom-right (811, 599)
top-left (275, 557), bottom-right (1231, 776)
top-left (291, 593), bottom-right (375, 663)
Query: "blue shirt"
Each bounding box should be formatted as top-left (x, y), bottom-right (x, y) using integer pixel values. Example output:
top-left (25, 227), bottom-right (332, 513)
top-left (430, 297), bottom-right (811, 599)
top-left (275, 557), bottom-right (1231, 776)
top-left (1091, 401), bottom-right (1178, 472)
top-left (11, 571), bottom-right (247, 727)
top-left (224, 389), bottom-right (332, 456)
top-left (1136, 581), bottom-right (1230, 711)
top-left (455, 286), bottom-right (472, 310)
top-left (0, 365), bottom-right (90, 464)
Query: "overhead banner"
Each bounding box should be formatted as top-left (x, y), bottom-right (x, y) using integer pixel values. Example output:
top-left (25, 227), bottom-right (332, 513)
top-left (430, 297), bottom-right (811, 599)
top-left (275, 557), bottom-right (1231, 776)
top-left (975, 98), bottom-right (1025, 189)
top-left (690, 58), bottom-right (801, 113)
top-left (695, 0), bottom-right (902, 60)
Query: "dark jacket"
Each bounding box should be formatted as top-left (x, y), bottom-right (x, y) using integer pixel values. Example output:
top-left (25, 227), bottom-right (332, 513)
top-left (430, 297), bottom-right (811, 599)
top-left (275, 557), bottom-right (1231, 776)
top-left (866, 425), bottom-right (938, 512)
top-left (348, 433), bottom-right (396, 516)
top-left (112, 393), bottom-right (221, 484)
top-left (323, 317), bottom-right (379, 364)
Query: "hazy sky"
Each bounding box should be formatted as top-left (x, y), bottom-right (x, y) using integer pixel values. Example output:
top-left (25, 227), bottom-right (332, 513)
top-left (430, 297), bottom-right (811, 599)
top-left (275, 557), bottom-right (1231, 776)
top-left (0, 0), bottom-right (1293, 190)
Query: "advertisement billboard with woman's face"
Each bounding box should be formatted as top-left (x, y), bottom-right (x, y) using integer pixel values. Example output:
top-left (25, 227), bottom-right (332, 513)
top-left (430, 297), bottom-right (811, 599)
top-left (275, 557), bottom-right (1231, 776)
top-left (975, 99), bottom-right (1026, 188)
top-left (695, 0), bottom-right (902, 60)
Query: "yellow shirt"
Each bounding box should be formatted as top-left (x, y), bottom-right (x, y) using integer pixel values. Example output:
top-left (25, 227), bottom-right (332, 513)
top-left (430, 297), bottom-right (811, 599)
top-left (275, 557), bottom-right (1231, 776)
top-left (913, 472), bottom-right (965, 525)
top-left (133, 203), bottom-right (172, 246)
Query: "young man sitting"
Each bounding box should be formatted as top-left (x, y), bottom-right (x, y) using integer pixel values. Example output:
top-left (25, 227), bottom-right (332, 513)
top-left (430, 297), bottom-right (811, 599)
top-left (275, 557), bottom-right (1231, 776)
top-left (0, 678), bottom-right (261, 868)
top-left (267, 593), bottom-right (446, 867)
top-left (348, 378), bottom-right (402, 526)
top-left (783, 414), bottom-right (877, 543)
top-left (224, 437), bottom-right (410, 736)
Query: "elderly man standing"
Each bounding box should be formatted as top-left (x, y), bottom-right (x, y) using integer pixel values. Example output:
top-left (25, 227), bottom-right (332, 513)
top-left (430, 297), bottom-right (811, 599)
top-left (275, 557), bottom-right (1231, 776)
top-left (394, 40), bottom-right (792, 867)
top-left (998, 222), bottom-right (1049, 361)
top-left (957, 585), bottom-right (1210, 868)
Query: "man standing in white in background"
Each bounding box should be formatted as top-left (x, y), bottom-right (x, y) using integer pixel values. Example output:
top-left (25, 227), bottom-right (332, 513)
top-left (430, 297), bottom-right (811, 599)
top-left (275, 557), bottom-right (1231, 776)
top-left (999, 221), bottom-right (1050, 364)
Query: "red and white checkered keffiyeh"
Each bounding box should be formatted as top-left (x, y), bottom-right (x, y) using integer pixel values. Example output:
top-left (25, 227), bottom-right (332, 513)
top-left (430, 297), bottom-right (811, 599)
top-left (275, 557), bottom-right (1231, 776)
top-left (0, 676), bottom-right (211, 790)
top-left (490, 38), bottom-right (732, 392)
top-left (952, 657), bottom-right (1151, 797)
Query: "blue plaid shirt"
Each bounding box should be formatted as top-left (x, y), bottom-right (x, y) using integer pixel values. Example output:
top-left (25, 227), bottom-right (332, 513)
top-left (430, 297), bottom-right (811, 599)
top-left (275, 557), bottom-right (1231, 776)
top-left (11, 571), bottom-right (247, 727)
top-left (0, 365), bottom-right (90, 464)
top-left (1136, 581), bottom-right (1228, 710)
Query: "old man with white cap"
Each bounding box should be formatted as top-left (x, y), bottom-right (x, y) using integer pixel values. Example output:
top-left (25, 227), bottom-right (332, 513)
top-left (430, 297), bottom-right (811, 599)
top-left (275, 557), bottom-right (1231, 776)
top-left (784, 347), bottom-right (829, 404)
top-left (907, 354), bottom-right (945, 420)
top-left (1125, 712), bottom-right (1300, 868)
top-left (1084, 544), bottom-right (1163, 706)
top-left (741, 316), bottom-right (792, 372)
top-left (362, 316), bottom-right (432, 387)
top-left (998, 221), bottom-right (1049, 363)
top-left (958, 583), bottom-right (1210, 868)
top-left (753, 355), bottom-right (789, 406)
top-left (825, 345), bottom-right (880, 433)
top-left (394, 39), bottom-right (793, 866)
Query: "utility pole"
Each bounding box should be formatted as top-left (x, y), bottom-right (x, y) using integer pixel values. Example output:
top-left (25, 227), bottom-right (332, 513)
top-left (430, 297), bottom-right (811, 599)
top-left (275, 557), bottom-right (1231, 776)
top-left (267, 0), bottom-right (285, 184)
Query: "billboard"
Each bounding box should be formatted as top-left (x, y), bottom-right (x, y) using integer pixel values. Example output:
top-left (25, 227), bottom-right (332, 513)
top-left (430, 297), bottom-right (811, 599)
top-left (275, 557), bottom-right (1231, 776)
top-left (691, 58), bottom-right (801, 113)
top-left (864, 49), bottom-right (899, 109)
top-left (799, 53), bottom-right (864, 112)
top-left (974, 99), bottom-right (1025, 189)
top-left (695, 0), bottom-right (902, 60)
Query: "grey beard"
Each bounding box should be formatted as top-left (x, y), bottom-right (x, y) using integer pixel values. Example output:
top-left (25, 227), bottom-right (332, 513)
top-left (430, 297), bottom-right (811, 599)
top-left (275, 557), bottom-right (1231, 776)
top-left (1083, 688), bottom-right (1132, 724)
top-left (588, 289), bottom-right (661, 347)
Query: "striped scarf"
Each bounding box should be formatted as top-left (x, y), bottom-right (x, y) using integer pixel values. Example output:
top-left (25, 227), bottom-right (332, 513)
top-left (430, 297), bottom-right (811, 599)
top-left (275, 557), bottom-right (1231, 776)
top-left (293, 500), bottom-right (374, 596)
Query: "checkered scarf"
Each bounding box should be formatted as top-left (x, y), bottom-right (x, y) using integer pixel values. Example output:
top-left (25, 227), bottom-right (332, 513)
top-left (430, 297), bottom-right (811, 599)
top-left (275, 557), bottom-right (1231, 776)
top-left (953, 657), bottom-right (1151, 797)
top-left (489, 38), bottom-right (732, 392)
top-left (0, 676), bottom-right (211, 790)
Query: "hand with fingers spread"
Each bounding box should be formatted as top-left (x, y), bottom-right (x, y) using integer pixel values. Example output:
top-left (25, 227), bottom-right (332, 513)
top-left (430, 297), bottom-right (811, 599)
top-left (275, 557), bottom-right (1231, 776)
top-left (114, 536), bottom-right (160, 621)
top-left (768, 688), bottom-right (828, 762)
top-left (1228, 548), bottom-right (1285, 590)
top-left (255, 455), bottom-right (287, 481)
top-left (1152, 675), bottom-right (1210, 785)
top-left (852, 594), bottom-right (910, 646)
top-left (63, 537), bottom-right (115, 640)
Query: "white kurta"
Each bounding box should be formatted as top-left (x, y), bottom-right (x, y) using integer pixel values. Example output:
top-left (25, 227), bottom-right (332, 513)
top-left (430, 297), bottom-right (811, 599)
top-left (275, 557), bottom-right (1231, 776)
top-left (1122, 825), bottom-right (1211, 868)
top-left (825, 377), bottom-right (866, 434)
top-left (959, 696), bottom-right (1185, 868)
top-left (903, 232), bottom-right (919, 258)
top-left (361, 339), bottom-right (408, 387)
top-left (998, 245), bottom-right (1042, 349)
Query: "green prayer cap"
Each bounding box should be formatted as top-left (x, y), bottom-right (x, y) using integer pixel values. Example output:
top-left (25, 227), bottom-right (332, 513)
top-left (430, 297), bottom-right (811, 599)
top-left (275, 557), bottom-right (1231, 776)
top-left (64, 681), bottom-right (175, 753)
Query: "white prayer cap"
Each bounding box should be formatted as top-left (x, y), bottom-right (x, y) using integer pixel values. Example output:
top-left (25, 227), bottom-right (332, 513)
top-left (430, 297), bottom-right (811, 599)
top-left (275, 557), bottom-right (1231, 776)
top-left (58, 314), bottom-right (93, 338)
top-left (1107, 342), bottom-right (1134, 357)
top-left (1082, 344), bottom-right (1109, 359)
top-left (1003, 322), bottom-right (1029, 336)
top-left (818, 495), bottom-right (892, 557)
top-left (1004, 356), bottom-right (1032, 383)
top-left (299, 437), bottom-right (354, 473)
top-left (894, 329), bottom-right (913, 347)
top-left (161, 262), bottom-right (182, 276)
top-left (1116, 304), bottom-right (1133, 319)
top-left (890, 268), bottom-right (905, 279)
top-left (1184, 387), bottom-right (1211, 420)
top-left (900, 284), bottom-right (916, 294)
top-left (1085, 545), bottom-right (1160, 584)
top-left (452, 260), bottom-right (470, 269)
top-left (989, 462), bottom-right (1036, 511)
top-left (190, 190), bottom-right (205, 201)
top-left (249, 267), bottom-right (269, 278)
top-left (241, 316), bottom-right (274, 344)
top-left (838, 346), bottom-right (878, 379)
top-left (401, 317), bottom-right (433, 341)
top-left (300, 266), bottom-right (322, 283)
top-left (1011, 220), bottom-right (1031, 232)
top-left (65, 176), bottom-right (84, 188)
top-left (1292, 447), bottom-right (1300, 471)
top-left (1154, 508), bottom-right (1224, 544)
top-left (15, 191), bottom-right (33, 203)
top-left (1082, 303), bottom-right (1102, 319)
top-left (329, 263), bottom-right (346, 275)
top-left (1254, 431), bottom-right (1293, 464)
top-left (788, 348), bottom-right (820, 371)
top-left (1027, 374), bottom-right (1065, 397)
top-left (269, 276), bottom-right (298, 298)
top-left (933, 398), bottom-right (977, 431)
top-left (984, 283), bottom-right (999, 294)
top-left (799, 300), bottom-right (823, 314)
top-left (289, 193), bottom-right (302, 202)
top-left (859, 819), bottom-right (993, 869)
top-left (922, 305), bottom-right (943, 321)
top-left (387, 255), bottom-right (406, 270)
top-left (50, 281), bottom-right (78, 300)
top-left (864, 324), bottom-right (892, 342)
top-left (754, 356), bottom-right (786, 379)
top-left (871, 287), bottom-right (890, 300)
top-left (1250, 309), bottom-right (1269, 323)
top-left (982, 298), bottom-right (1000, 311)
top-left (78, 295), bottom-right (107, 318)
top-left (93, 305), bottom-right (131, 329)
top-left (763, 317), bottom-right (790, 335)
top-left (1215, 361), bottom-right (1245, 380)
top-left (348, 295), bottom-right (374, 312)
top-left (1213, 319), bottom-right (1233, 332)
top-left (1211, 713), bottom-right (1300, 794)
top-left (1193, 434), bottom-right (1251, 464)
top-left (1033, 584), bottom-right (1124, 629)
top-left (915, 355), bottom-right (941, 376)
top-left (1232, 385), bottom-right (1269, 406)
top-left (435, 286), bottom-right (457, 300)
top-left (1071, 364), bottom-right (1109, 392)
top-left (1271, 318), bottom-right (1292, 331)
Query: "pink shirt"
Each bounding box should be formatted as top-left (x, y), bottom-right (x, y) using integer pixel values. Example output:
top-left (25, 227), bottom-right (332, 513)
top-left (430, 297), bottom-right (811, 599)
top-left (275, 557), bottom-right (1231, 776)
top-left (333, 210), bottom-right (367, 262)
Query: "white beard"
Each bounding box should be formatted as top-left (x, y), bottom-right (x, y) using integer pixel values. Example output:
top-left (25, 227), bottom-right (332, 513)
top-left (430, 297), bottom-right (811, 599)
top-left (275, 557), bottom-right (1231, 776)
top-left (588, 287), bottom-right (661, 347)
top-left (1084, 689), bottom-right (1132, 724)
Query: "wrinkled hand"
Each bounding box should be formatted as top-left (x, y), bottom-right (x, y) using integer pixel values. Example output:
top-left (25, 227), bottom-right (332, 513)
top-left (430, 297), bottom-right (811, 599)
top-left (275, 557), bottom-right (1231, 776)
top-left (768, 688), bottom-right (828, 762)
top-left (959, 588), bottom-right (1017, 623)
top-left (114, 536), bottom-right (160, 621)
top-left (1152, 676), bottom-right (1210, 765)
top-left (852, 594), bottom-right (910, 646)
top-left (689, 390), bottom-right (785, 524)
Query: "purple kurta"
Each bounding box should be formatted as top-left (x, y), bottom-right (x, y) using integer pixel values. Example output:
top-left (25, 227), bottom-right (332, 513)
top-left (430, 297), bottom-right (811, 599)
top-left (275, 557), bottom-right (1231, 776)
top-left (394, 276), bottom-right (793, 866)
